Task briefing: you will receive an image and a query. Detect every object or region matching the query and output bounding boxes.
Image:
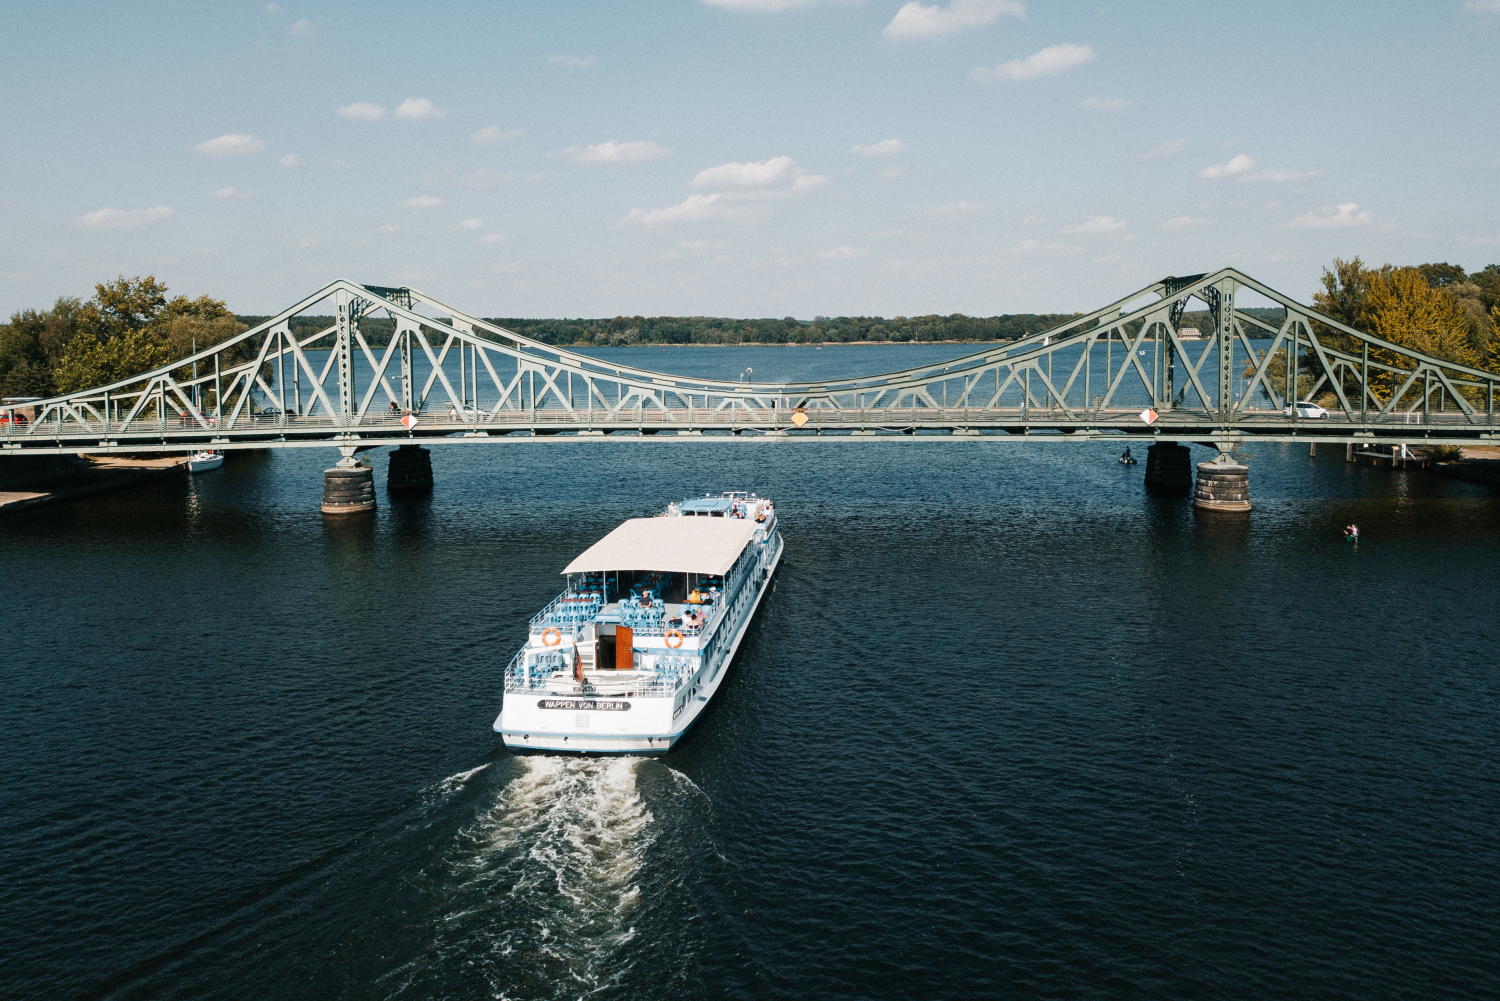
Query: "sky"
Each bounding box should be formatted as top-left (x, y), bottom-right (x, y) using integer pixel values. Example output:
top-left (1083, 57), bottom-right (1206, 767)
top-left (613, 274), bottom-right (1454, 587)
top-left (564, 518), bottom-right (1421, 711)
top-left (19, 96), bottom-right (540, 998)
top-left (2, 0), bottom-right (1499, 320)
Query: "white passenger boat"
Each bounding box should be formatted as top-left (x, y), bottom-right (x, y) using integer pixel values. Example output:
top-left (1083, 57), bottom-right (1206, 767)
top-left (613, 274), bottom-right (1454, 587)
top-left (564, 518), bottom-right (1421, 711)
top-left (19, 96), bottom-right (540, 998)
top-left (186, 450), bottom-right (224, 473)
top-left (494, 491), bottom-right (783, 755)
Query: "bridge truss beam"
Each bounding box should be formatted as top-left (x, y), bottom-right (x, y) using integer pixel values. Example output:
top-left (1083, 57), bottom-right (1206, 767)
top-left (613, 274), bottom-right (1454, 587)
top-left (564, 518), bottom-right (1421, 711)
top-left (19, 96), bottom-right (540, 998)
top-left (4, 268), bottom-right (1499, 456)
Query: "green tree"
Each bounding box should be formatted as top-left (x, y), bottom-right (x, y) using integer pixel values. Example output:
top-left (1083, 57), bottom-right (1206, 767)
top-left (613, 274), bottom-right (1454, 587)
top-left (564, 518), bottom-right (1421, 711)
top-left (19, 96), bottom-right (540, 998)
top-left (77, 274), bottom-right (169, 342)
top-left (55, 327), bottom-right (174, 394)
top-left (0, 319), bottom-right (55, 398)
top-left (1415, 262), bottom-right (1467, 288)
top-left (1312, 257), bottom-right (1380, 332)
top-left (1366, 266), bottom-right (1479, 406)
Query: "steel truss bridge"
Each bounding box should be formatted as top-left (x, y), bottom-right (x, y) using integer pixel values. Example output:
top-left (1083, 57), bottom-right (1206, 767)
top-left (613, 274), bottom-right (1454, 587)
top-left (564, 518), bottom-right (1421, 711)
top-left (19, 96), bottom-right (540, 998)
top-left (5, 267), bottom-right (1500, 459)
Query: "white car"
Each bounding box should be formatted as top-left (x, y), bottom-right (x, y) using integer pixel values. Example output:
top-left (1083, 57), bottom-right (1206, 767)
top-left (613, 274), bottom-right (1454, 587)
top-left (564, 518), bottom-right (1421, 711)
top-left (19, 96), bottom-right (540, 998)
top-left (1284, 401), bottom-right (1329, 419)
top-left (445, 404), bottom-right (489, 422)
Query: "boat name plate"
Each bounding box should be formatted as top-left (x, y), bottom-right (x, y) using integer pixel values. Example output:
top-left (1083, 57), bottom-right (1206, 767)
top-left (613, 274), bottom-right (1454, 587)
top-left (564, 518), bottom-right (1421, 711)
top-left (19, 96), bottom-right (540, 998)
top-left (537, 699), bottom-right (631, 711)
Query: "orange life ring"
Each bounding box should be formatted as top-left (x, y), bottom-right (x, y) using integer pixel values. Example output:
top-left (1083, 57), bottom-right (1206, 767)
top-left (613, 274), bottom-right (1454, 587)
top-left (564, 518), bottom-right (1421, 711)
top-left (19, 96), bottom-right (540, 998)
top-left (664, 629), bottom-right (684, 649)
top-left (540, 627), bottom-right (562, 647)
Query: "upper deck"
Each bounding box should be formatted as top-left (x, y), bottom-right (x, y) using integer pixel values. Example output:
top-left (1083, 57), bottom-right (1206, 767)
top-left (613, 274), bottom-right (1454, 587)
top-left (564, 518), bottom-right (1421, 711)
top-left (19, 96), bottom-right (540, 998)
top-left (505, 493), bottom-right (778, 697)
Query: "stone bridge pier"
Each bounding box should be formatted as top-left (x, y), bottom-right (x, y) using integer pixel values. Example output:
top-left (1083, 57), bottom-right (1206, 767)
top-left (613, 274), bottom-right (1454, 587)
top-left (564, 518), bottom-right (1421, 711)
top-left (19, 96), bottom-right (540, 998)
top-left (1193, 441), bottom-right (1250, 512)
top-left (321, 447), bottom-right (377, 515)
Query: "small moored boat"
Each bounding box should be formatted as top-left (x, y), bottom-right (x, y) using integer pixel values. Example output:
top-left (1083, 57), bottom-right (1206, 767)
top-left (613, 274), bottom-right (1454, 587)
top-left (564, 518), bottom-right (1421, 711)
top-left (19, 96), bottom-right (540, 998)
top-left (187, 450), bottom-right (224, 473)
top-left (494, 491), bottom-right (783, 755)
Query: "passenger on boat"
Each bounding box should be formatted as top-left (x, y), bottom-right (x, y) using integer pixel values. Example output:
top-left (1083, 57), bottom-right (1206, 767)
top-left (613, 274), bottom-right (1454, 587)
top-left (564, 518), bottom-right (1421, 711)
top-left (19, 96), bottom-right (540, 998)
top-left (687, 588), bottom-right (704, 604)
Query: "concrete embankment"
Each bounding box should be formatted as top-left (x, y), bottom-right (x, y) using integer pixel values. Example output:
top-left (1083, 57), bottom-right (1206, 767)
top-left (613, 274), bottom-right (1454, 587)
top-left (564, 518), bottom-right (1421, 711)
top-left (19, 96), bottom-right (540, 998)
top-left (0, 455), bottom-right (187, 515)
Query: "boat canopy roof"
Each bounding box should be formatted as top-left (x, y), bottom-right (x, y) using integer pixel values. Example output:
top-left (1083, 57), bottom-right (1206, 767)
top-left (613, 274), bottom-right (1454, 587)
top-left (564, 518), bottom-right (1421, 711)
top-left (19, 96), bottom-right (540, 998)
top-left (562, 516), bottom-right (757, 576)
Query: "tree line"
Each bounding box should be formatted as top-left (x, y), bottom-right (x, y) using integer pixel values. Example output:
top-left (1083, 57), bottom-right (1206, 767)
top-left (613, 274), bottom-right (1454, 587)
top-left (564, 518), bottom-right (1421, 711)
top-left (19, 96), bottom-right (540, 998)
top-left (230, 311), bottom-right (1083, 349)
top-left (0, 276), bottom-right (249, 399)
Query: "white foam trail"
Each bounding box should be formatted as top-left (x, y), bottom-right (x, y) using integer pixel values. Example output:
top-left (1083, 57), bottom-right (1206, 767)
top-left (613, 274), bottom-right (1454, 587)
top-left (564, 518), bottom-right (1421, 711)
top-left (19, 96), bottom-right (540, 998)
top-left (390, 757), bottom-right (655, 999)
top-left (436, 762), bottom-right (490, 794)
top-left (665, 766), bottom-right (712, 806)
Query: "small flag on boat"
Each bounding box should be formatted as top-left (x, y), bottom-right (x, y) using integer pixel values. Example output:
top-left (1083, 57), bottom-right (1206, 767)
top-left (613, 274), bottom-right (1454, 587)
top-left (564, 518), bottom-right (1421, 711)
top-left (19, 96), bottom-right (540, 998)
top-left (1139, 407), bottom-right (1158, 425)
top-left (401, 413), bottom-right (419, 430)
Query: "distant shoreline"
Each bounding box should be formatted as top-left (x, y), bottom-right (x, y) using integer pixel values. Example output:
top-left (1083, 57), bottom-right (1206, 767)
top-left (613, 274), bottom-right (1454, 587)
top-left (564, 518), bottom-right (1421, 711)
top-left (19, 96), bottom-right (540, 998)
top-left (570, 339), bottom-right (1012, 349)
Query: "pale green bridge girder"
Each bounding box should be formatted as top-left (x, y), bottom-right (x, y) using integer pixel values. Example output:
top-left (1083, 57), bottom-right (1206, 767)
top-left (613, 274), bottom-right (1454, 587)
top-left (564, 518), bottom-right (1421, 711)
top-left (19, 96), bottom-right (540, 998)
top-left (4, 266), bottom-right (1500, 457)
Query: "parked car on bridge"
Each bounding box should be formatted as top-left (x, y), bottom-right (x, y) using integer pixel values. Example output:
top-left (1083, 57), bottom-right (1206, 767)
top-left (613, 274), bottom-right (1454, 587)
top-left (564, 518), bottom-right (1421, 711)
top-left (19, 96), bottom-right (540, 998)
top-left (0, 410), bottom-right (29, 426)
top-left (1284, 401), bottom-right (1329, 419)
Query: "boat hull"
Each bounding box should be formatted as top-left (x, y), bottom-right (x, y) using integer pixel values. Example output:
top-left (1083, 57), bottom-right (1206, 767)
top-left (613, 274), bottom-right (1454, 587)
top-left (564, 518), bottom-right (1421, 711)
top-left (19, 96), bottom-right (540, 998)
top-left (495, 533), bottom-right (783, 756)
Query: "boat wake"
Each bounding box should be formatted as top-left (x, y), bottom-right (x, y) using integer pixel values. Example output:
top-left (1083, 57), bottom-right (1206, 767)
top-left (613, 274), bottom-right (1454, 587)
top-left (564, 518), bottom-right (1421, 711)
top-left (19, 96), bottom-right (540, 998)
top-left (384, 756), bottom-right (656, 999)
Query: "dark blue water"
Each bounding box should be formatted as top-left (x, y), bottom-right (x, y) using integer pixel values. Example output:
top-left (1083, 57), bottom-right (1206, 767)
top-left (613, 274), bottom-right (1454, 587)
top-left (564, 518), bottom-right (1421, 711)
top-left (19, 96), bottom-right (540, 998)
top-left (3, 346), bottom-right (1499, 1000)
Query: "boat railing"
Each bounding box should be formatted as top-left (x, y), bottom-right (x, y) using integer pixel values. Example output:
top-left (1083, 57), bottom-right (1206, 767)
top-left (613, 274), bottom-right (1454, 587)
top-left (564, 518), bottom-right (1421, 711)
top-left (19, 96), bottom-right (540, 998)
top-left (502, 647), bottom-right (695, 698)
top-left (529, 592), bottom-right (602, 631)
top-left (630, 598), bottom-right (727, 639)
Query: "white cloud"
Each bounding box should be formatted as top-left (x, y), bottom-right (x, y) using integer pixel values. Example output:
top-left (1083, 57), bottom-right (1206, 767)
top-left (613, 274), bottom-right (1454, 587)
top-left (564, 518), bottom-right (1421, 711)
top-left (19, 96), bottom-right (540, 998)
top-left (477, 234), bottom-right (506, 244)
top-left (1010, 239), bottom-right (1041, 253)
top-left (378, 224), bottom-right (400, 234)
top-left (75, 206), bottom-right (174, 229)
top-left (692, 155), bottom-right (797, 188)
top-left (545, 54), bottom-right (596, 67)
top-left (1199, 153), bottom-right (1255, 179)
top-left (1464, 0), bottom-right (1500, 11)
top-left (1459, 233), bottom-right (1500, 246)
top-left (816, 245), bottom-right (861, 260)
top-left (264, 3), bottom-right (282, 11)
top-left (1265, 252), bottom-right (1288, 262)
top-left (790, 173), bottom-right (829, 194)
top-left (621, 193), bottom-right (746, 226)
top-left (192, 133), bottom-right (264, 156)
top-left (211, 186), bottom-right (251, 200)
top-left (566, 140), bottom-right (672, 164)
top-left (394, 97), bottom-right (445, 120)
top-left (329, 159), bottom-right (357, 169)
top-left (471, 125), bottom-right (523, 145)
top-left (1060, 214), bottom-right (1125, 234)
top-left (971, 43), bottom-right (1093, 82)
top-left (879, 165), bottom-right (912, 180)
top-left (297, 236), bottom-right (319, 248)
top-left (1283, 202), bottom-right (1373, 229)
top-left (400, 195), bottom-right (444, 208)
top-left (280, 154), bottom-right (303, 167)
top-left (1159, 215), bottom-right (1207, 231)
top-left (851, 138), bottom-right (905, 157)
top-left (883, 0), bottom-right (1026, 41)
top-left (1080, 97), bottom-right (1132, 111)
top-left (700, 0), bottom-right (820, 10)
top-left (288, 19), bottom-right (313, 37)
top-left (1131, 138), bottom-right (1184, 161)
top-left (929, 200), bottom-right (988, 216)
top-left (461, 218), bottom-right (483, 230)
top-left (525, 172), bottom-right (548, 183)
top-left (1242, 168), bottom-right (1324, 183)
top-left (337, 102), bottom-right (386, 121)
top-left (1020, 213), bottom-right (1044, 226)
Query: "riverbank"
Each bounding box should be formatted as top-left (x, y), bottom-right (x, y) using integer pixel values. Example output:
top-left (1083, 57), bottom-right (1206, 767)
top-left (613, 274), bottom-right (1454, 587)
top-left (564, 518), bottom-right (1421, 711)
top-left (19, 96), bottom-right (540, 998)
top-left (1431, 446), bottom-right (1500, 489)
top-left (0, 455), bottom-right (187, 516)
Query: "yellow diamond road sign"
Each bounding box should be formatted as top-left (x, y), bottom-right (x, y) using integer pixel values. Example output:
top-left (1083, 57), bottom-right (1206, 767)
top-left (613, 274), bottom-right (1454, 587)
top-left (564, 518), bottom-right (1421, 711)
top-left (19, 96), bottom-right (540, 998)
top-left (401, 413), bottom-right (419, 430)
top-left (791, 411), bottom-right (808, 427)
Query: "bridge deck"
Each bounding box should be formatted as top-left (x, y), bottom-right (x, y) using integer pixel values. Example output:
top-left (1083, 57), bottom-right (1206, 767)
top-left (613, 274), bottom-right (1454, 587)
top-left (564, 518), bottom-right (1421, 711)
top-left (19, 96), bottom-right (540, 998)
top-left (5, 405), bottom-right (1498, 455)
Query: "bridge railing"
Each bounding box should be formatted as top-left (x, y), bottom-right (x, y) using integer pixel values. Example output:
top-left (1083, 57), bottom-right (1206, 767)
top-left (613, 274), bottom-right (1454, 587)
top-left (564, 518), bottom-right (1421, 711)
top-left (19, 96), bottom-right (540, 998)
top-left (4, 401), bottom-right (1497, 443)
